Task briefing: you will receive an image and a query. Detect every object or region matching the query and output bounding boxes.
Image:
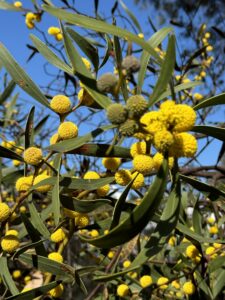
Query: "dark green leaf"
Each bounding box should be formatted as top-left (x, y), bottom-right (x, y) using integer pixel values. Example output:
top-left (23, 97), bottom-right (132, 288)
top-left (0, 256), bottom-right (19, 295)
top-left (52, 153), bottom-right (62, 225)
top-left (0, 145), bottom-right (24, 161)
top-left (194, 92), bottom-right (225, 110)
top-left (0, 79), bottom-right (16, 104)
top-left (192, 125), bottom-right (225, 142)
top-left (25, 106), bottom-right (35, 149)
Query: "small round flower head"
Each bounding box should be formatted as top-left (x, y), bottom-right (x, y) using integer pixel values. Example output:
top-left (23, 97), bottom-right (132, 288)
top-left (48, 26), bottom-right (60, 35)
top-left (126, 95), bottom-right (148, 118)
top-left (209, 225), bottom-right (218, 235)
top-left (24, 147), bottom-right (43, 166)
top-left (194, 93), bottom-right (203, 101)
top-left (123, 260), bottom-right (131, 268)
top-left (205, 246), bottom-right (217, 258)
top-left (140, 111), bottom-right (166, 134)
top-left (12, 270), bottom-right (21, 279)
top-left (58, 122), bottom-right (78, 140)
top-left (0, 203), bottom-right (11, 222)
top-left (49, 284), bottom-right (64, 298)
top-left (90, 229), bottom-right (99, 237)
top-left (6, 229), bottom-right (19, 236)
top-left (160, 99), bottom-right (176, 111)
top-left (169, 133), bottom-right (197, 158)
top-left (15, 176), bottom-right (33, 192)
top-left (213, 243), bottom-right (222, 249)
top-left (97, 184), bottom-right (110, 197)
top-left (106, 103), bottom-right (128, 125)
top-left (56, 33), bottom-right (63, 41)
top-left (139, 275), bottom-right (153, 288)
top-left (83, 171), bottom-right (100, 180)
top-left (131, 172), bottom-right (144, 189)
top-left (75, 214), bottom-right (90, 227)
top-left (102, 157), bottom-right (121, 171)
top-left (130, 141), bottom-right (147, 158)
top-left (26, 12), bottom-right (36, 22)
top-left (186, 244), bottom-right (199, 259)
top-left (182, 281), bottom-right (195, 295)
top-left (172, 280), bottom-right (180, 289)
top-left (170, 104), bottom-right (197, 132)
top-left (13, 160), bottom-right (21, 167)
top-left (50, 95), bottom-right (71, 114)
top-left (50, 133), bottom-right (59, 145)
top-left (48, 252), bottom-right (63, 263)
top-left (82, 57), bottom-right (91, 70)
top-left (14, 1), bottom-right (22, 8)
top-left (153, 130), bottom-right (174, 153)
top-left (122, 55), bottom-right (141, 74)
top-left (168, 236), bottom-right (176, 246)
top-left (133, 155), bottom-right (154, 175)
top-left (107, 251), bottom-right (115, 258)
top-left (117, 284), bottom-right (130, 298)
top-left (153, 152), bottom-right (174, 170)
top-left (1, 235), bottom-right (20, 253)
top-left (157, 277), bottom-right (169, 289)
top-left (33, 174), bottom-right (52, 193)
top-left (119, 119), bottom-right (139, 136)
top-left (97, 73), bottom-right (118, 93)
top-left (115, 169), bottom-right (132, 186)
top-left (78, 89), bottom-right (94, 106)
top-left (50, 228), bottom-right (66, 243)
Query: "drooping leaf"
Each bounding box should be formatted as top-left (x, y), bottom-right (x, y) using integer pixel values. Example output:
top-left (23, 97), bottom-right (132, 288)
top-left (194, 93), bottom-right (225, 110)
top-left (0, 145), bottom-right (24, 161)
top-left (0, 256), bottom-right (19, 296)
top-left (99, 34), bottom-right (113, 69)
top-left (0, 43), bottom-right (50, 108)
top-left (0, 79), bottom-right (16, 104)
top-left (80, 160), bottom-right (168, 248)
top-left (191, 125), bottom-right (225, 142)
top-left (25, 106), bottom-right (35, 149)
top-left (119, 0), bottom-right (142, 33)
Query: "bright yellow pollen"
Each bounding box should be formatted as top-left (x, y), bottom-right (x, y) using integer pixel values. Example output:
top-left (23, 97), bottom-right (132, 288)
top-left (83, 171), bottom-right (100, 180)
top-left (117, 284), bottom-right (130, 297)
top-left (14, 1), bottom-right (22, 8)
top-left (139, 275), bottom-right (153, 288)
top-left (50, 133), bottom-right (59, 145)
top-left (12, 270), bottom-right (21, 279)
top-left (33, 174), bottom-right (52, 192)
top-left (50, 228), bottom-right (66, 243)
top-left (97, 184), bottom-right (110, 197)
top-left (130, 141), bottom-right (147, 157)
top-left (102, 157), bottom-right (121, 171)
top-left (123, 260), bottom-right (131, 268)
top-left (15, 176), bottom-right (33, 192)
top-left (182, 281), bottom-right (195, 295)
top-left (50, 95), bottom-right (71, 114)
top-left (90, 229), bottom-right (99, 237)
top-left (157, 277), bottom-right (169, 289)
top-left (0, 203), bottom-right (11, 222)
top-left (169, 133), bottom-right (197, 158)
top-left (131, 171), bottom-right (144, 189)
top-left (115, 169), bottom-right (132, 186)
top-left (133, 155), bottom-right (154, 175)
top-left (153, 130), bottom-right (174, 153)
top-left (75, 214), bottom-right (90, 227)
top-left (58, 122), bottom-right (78, 140)
top-left (1, 235), bottom-right (20, 253)
top-left (153, 152), bottom-right (174, 170)
top-left (5, 229), bottom-right (18, 236)
top-left (186, 245), bottom-right (199, 259)
top-left (48, 26), bottom-right (61, 35)
top-left (49, 284), bottom-right (64, 298)
top-left (24, 147), bottom-right (43, 165)
top-left (48, 252), bottom-right (63, 263)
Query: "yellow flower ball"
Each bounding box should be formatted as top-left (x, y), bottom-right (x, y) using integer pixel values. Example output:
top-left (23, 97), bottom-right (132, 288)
top-left (209, 225), bottom-right (218, 234)
top-left (75, 214), bottom-right (90, 227)
top-left (50, 228), bottom-right (66, 243)
top-left (139, 275), bottom-right (153, 288)
top-left (0, 203), bottom-right (11, 222)
top-left (168, 236), bottom-right (176, 247)
top-left (131, 171), bottom-right (144, 189)
top-left (90, 229), bottom-right (99, 237)
top-left (83, 171), bottom-right (100, 180)
top-left (24, 275), bottom-right (31, 283)
top-left (200, 71), bottom-right (206, 78)
top-left (26, 12), bottom-right (36, 22)
top-left (123, 260), bottom-right (131, 268)
top-left (12, 269), bottom-right (21, 279)
top-left (133, 154), bottom-right (154, 175)
top-left (50, 133), bottom-right (59, 145)
top-left (213, 243), bottom-right (222, 249)
top-left (207, 216), bottom-right (215, 224)
top-left (56, 33), bottom-right (63, 41)
top-left (97, 184), bottom-right (110, 197)
top-left (160, 100), bottom-right (176, 123)
top-left (138, 33), bottom-right (144, 38)
top-left (48, 26), bottom-right (60, 35)
top-left (58, 122), bottom-right (78, 140)
top-left (19, 206), bottom-right (26, 213)
top-left (157, 277), bottom-right (169, 289)
top-left (33, 174), bottom-right (52, 193)
top-left (153, 152), bottom-right (174, 170)
top-left (49, 284), bottom-right (64, 298)
top-left (169, 104), bottom-right (196, 132)
top-left (102, 157), bottom-right (121, 171)
top-left (130, 141), bottom-right (147, 158)
top-left (206, 45), bottom-right (213, 52)
top-left (13, 160), bottom-right (21, 167)
top-left (78, 88), bottom-right (94, 106)
top-left (186, 244), bottom-right (199, 259)
top-left (182, 281), bottom-right (195, 295)
top-left (50, 95), bottom-right (71, 114)
top-left (15, 176), bottom-right (33, 192)
top-left (25, 20), bottom-right (34, 29)
top-left (1, 235), bottom-right (20, 253)
top-left (14, 1), bottom-right (22, 7)
top-left (115, 169), bottom-right (132, 186)
top-left (117, 284), bottom-right (130, 298)
top-left (6, 229), bottom-right (18, 236)
top-left (172, 280), bottom-right (180, 289)
top-left (169, 133), bottom-right (197, 158)
top-left (205, 246), bottom-right (217, 258)
top-left (107, 251), bottom-right (115, 258)
top-left (153, 130), bottom-right (174, 153)
top-left (48, 252), bottom-right (63, 263)
top-left (24, 147), bottom-right (43, 166)
top-left (194, 93), bottom-right (203, 101)
top-left (140, 111), bottom-right (166, 134)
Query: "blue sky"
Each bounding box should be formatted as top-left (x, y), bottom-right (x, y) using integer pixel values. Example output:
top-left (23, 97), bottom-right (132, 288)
top-left (0, 0), bottom-right (223, 166)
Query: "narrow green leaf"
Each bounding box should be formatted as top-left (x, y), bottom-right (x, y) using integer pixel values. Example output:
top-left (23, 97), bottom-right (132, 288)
top-left (149, 35), bottom-right (176, 106)
top-left (0, 256), bottom-right (19, 295)
top-left (195, 271), bottom-right (213, 299)
top-left (42, 5), bottom-right (163, 64)
top-left (0, 79), bottom-right (16, 104)
top-left (192, 125), bottom-right (225, 142)
top-left (212, 268), bottom-right (225, 299)
top-left (25, 106), bottom-right (35, 149)
top-left (52, 153), bottom-right (62, 225)
top-left (6, 281), bottom-right (61, 300)
top-left (4, 93), bottom-right (18, 127)
top-left (194, 92), bottom-right (225, 110)
top-left (30, 34), bottom-right (73, 75)
top-left (99, 34), bottom-right (113, 69)
top-left (0, 145), bottom-right (24, 161)
top-left (60, 195), bottom-right (112, 213)
top-left (67, 28), bottom-right (99, 72)
top-left (0, 43), bottom-right (50, 108)
top-left (80, 160), bottom-right (168, 248)
top-left (137, 27), bottom-right (173, 93)
top-left (0, 2), bottom-right (24, 11)
top-left (208, 256), bottom-right (225, 273)
top-left (180, 174), bottom-right (225, 201)
top-left (119, 0), bottom-right (142, 33)
top-left (27, 198), bottom-right (50, 238)
top-left (47, 125), bottom-right (115, 152)
top-left (34, 115), bottom-right (49, 135)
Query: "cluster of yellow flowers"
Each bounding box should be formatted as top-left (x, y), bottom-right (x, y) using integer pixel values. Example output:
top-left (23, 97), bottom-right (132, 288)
top-left (48, 26), bottom-right (63, 41)
top-left (25, 12), bottom-right (41, 29)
